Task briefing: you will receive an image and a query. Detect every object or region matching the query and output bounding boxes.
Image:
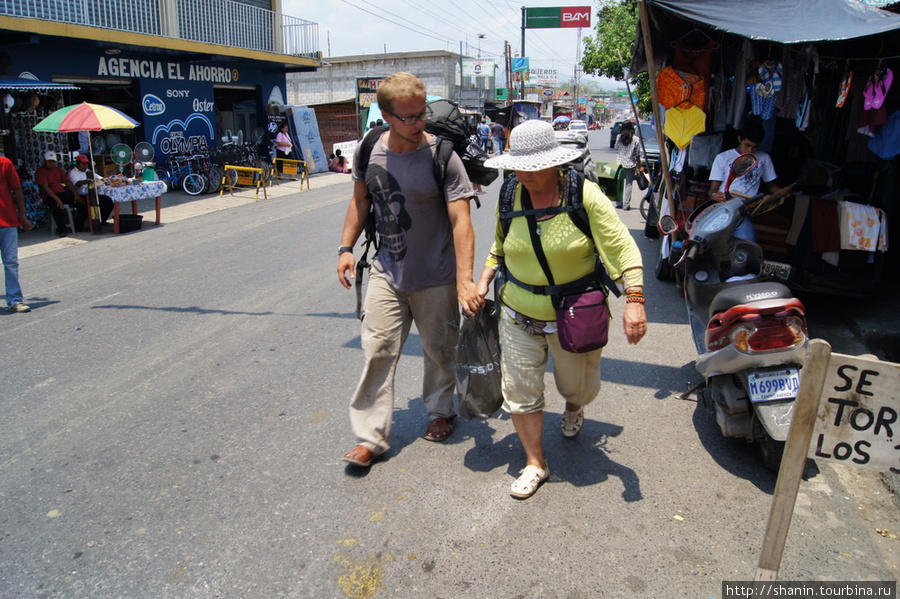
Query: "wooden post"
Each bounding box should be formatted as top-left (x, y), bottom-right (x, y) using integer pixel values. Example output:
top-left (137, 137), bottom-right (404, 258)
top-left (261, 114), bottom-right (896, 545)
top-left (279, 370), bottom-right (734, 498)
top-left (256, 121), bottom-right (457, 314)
top-left (755, 339), bottom-right (833, 581)
top-left (637, 0), bottom-right (677, 218)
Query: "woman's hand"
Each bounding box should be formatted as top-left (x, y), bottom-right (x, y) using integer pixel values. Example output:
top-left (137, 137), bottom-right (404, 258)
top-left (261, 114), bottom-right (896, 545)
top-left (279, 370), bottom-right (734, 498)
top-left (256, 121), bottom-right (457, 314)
top-left (623, 302), bottom-right (647, 345)
top-left (475, 266), bottom-right (497, 301)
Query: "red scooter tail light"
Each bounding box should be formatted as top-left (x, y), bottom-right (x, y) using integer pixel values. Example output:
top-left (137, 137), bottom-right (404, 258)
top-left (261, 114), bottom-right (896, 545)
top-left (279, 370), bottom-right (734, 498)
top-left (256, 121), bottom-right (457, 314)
top-left (729, 315), bottom-right (806, 353)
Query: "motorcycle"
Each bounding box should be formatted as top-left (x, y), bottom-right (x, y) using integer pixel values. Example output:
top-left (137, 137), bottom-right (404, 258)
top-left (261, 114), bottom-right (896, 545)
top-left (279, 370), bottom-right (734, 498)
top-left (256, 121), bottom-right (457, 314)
top-left (658, 154), bottom-right (806, 470)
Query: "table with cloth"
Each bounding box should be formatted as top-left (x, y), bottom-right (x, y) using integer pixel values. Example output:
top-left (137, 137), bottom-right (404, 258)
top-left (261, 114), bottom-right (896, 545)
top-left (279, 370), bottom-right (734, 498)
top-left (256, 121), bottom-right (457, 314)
top-left (96, 181), bottom-right (167, 234)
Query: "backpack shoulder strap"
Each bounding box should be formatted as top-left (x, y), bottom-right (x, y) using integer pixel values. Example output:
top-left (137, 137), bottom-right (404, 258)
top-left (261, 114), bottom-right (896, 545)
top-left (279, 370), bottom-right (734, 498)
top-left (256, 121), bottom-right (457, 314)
top-left (431, 134), bottom-right (480, 208)
top-left (563, 167), bottom-right (621, 297)
top-left (498, 173), bottom-right (519, 239)
top-left (354, 125), bottom-right (388, 321)
top-left (356, 125), bottom-right (388, 180)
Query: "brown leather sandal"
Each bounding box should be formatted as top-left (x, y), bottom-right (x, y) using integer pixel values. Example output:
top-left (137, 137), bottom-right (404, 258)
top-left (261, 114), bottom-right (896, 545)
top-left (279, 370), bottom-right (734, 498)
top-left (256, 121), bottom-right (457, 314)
top-left (424, 416), bottom-right (456, 442)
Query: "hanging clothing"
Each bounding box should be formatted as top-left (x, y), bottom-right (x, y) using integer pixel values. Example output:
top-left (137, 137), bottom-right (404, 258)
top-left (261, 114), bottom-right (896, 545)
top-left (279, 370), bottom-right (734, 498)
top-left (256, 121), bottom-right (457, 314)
top-left (838, 201), bottom-right (889, 252)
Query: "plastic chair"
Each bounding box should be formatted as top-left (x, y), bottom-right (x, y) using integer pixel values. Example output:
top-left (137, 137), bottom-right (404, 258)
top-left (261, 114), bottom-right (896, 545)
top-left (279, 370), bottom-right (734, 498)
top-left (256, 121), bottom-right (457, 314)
top-left (48, 204), bottom-right (76, 236)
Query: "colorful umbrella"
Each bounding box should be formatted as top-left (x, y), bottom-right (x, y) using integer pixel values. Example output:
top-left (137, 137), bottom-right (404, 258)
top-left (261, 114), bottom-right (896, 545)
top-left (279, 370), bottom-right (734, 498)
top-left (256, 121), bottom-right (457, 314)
top-left (33, 102), bottom-right (140, 234)
top-left (553, 115), bottom-right (571, 124)
top-left (663, 105), bottom-right (706, 149)
top-left (33, 101), bottom-right (139, 132)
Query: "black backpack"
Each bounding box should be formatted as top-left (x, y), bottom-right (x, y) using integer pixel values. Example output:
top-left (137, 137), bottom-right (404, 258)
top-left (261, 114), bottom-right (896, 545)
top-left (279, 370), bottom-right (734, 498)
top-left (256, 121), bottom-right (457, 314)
top-left (352, 99), bottom-right (498, 319)
top-left (354, 99), bottom-right (499, 193)
top-left (496, 167), bottom-right (620, 299)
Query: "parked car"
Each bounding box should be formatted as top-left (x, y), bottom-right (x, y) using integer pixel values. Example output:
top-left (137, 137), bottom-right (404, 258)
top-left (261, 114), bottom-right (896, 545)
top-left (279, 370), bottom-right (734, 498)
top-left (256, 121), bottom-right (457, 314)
top-left (609, 120), bottom-right (626, 148)
top-left (568, 119), bottom-right (589, 140)
top-left (637, 122), bottom-right (660, 165)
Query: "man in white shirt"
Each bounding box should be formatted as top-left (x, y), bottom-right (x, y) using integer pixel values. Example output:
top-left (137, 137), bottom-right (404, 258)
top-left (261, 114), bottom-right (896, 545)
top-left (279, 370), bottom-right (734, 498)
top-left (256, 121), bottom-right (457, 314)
top-left (68, 154), bottom-right (112, 229)
top-left (708, 122), bottom-right (781, 241)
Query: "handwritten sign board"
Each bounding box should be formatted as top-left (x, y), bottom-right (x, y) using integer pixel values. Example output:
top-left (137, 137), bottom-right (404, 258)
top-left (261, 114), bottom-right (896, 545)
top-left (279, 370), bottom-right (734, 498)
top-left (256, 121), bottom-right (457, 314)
top-left (756, 340), bottom-right (900, 581)
top-left (809, 354), bottom-right (899, 473)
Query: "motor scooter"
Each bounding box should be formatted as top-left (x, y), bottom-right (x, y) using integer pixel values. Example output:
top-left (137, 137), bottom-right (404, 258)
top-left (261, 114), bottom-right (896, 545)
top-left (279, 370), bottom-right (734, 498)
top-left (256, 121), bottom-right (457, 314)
top-left (659, 154), bottom-right (806, 470)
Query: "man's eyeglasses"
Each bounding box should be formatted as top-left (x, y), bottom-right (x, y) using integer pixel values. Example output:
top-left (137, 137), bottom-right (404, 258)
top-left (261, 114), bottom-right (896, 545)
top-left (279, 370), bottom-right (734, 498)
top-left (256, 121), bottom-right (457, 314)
top-left (385, 106), bottom-right (432, 125)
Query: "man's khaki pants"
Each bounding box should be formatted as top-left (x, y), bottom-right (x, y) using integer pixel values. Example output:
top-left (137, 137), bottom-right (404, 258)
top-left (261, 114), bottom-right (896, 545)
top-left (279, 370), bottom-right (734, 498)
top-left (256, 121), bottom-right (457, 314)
top-left (349, 271), bottom-right (459, 455)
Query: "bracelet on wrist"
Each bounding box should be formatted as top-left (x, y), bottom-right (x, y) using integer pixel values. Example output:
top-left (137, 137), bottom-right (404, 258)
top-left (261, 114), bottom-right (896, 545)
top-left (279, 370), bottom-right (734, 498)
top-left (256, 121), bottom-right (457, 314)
top-left (625, 295), bottom-right (646, 304)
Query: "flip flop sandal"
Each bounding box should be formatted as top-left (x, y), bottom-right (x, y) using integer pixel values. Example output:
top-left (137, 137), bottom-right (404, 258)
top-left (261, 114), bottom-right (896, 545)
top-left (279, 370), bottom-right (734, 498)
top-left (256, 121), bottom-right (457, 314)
top-left (864, 74), bottom-right (878, 110)
top-left (836, 71), bottom-right (853, 108)
top-left (561, 407), bottom-right (585, 438)
top-left (872, 68), bottom-right (893, 110)
top-left (510, 465), bottom-right (549, 499)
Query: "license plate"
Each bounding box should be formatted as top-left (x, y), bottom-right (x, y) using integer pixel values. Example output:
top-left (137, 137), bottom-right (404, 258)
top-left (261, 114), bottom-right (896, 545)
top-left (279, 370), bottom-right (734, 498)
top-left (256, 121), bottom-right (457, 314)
top-left (762, 260), bottom-right (792, 281)
top-left (747, 368), bottom-right (800, 403)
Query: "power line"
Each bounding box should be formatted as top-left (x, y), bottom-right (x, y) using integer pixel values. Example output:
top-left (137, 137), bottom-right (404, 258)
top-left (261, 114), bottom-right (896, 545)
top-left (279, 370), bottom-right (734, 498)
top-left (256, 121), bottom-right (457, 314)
top-left (335, 0), bottom-right (459, 49)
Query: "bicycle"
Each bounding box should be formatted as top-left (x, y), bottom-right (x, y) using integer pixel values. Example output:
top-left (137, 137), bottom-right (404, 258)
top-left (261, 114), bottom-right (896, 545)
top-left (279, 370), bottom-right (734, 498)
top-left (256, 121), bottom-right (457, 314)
top-left (155, 154), bottom-right (209, 196)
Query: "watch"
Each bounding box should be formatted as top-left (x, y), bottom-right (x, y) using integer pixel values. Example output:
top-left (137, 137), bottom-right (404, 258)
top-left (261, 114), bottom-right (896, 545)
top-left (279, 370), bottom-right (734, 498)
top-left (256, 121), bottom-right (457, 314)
top-left (338, 246), bottom-right (354, 255)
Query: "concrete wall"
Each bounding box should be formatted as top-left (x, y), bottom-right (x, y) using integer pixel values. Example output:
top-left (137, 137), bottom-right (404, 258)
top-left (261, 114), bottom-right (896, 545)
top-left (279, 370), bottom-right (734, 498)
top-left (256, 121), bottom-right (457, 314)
top-left (286, 49), bottom-right (494, 111)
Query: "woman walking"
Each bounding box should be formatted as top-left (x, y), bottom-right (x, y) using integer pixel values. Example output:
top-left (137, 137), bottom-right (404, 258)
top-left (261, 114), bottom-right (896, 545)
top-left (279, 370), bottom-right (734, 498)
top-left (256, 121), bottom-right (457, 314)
top-left (476, 120), bottom-right (647, 499)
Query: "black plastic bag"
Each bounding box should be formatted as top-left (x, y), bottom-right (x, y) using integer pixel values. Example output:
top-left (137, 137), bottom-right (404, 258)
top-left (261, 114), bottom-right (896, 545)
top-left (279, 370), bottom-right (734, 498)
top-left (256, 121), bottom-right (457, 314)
top-left (456, 300), bottom-right (503, 420)
top-left (636, 169), bottom-right (649, 190)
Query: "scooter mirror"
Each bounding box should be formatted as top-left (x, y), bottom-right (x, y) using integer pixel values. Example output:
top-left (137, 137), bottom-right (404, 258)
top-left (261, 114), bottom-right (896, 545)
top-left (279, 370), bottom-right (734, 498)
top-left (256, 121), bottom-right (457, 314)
top-left (730, 153), bottom-right (758, 178)
top-left (723, 153), bottom-right (758, 194)
top-left (658, 214), bottom-right (679, 236)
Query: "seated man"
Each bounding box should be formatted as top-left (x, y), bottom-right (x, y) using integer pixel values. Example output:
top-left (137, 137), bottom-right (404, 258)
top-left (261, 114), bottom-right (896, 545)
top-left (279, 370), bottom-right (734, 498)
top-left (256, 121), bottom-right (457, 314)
top-left (68, 154), bottom-right (112, 230)
top-left (707, 122), bottom-right (781, 242)
top-left (34, 151), bottom-right (75, 237)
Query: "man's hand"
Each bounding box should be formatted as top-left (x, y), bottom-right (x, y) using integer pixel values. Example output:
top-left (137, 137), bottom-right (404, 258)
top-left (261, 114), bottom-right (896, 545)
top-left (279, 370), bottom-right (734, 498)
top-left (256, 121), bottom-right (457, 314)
top-left (458, 280), bottom-right (483, 316)
top-left (20, 218), bottom-right (34, 232)
top-left (337, 252), bottom-right (356, 289)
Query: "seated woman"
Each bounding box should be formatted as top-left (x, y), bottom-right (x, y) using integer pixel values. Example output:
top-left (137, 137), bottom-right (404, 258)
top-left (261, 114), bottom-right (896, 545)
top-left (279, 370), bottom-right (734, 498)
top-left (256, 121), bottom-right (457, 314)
top-left (329, 149), bottom-right (350, 173)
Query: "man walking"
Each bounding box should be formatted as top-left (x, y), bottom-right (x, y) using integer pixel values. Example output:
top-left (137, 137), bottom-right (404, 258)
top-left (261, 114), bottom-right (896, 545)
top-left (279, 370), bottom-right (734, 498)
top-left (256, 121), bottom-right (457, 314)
top-left (491, 120), bottom-right (505, 155)
top-left (477, 119), bottom-right (492, 154)
top-left (337, 72), bottom-right (482, 467)
top-left (0, 154), bottom-right (33, 312)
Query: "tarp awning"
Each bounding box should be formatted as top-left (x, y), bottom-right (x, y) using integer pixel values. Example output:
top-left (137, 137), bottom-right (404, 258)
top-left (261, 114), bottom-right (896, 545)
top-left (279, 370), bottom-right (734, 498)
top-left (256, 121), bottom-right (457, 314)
top-left (0, 78), bottom-right (80, 91)
top-left (647, 0), bottom-right (900, 44)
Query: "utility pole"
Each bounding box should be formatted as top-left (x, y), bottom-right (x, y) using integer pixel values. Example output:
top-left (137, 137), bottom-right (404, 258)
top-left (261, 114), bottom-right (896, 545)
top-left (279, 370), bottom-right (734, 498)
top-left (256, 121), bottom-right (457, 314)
top-left (506, 41), bottom-right (513, 107)
top-left (573, 27), bottom-right (583, 118)
top-left (520, 6), bottom-right (526, 101)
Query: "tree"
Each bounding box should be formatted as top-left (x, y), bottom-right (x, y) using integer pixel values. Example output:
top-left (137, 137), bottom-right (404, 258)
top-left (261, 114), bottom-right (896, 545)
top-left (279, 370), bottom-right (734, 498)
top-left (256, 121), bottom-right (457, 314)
top-left (581, 0), bottom-right (652, 116)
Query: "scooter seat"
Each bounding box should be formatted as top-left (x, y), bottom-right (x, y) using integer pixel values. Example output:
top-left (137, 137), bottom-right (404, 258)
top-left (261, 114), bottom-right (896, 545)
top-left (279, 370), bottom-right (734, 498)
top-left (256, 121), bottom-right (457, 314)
top-left (708, 282), bottom-right (792, 319)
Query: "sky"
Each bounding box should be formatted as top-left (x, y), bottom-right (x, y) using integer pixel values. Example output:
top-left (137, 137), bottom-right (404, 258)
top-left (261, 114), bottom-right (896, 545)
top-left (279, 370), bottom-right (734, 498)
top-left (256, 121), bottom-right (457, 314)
top-left (282, 0), bottom-right (621, 90)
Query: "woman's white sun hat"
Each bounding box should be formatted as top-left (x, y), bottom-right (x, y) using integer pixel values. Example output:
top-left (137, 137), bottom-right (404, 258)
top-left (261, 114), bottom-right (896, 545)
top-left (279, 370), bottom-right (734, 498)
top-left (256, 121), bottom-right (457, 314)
top-left (483, 119), bottom-right (582, 172)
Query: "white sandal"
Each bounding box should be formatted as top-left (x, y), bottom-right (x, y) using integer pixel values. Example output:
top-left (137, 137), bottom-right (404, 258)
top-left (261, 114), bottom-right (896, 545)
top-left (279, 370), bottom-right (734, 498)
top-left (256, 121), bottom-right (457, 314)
top-left (510, 465), bottom-right (549, 499)
top-left (561, 407), bottom-right (584, 438)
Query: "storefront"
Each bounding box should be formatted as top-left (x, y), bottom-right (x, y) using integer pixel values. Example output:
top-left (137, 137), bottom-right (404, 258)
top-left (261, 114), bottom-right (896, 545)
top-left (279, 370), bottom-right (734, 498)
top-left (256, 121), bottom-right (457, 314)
top-left (637, 0), bottom-right (900, 297)
top-left (0, 37), bottom-right (296, 178)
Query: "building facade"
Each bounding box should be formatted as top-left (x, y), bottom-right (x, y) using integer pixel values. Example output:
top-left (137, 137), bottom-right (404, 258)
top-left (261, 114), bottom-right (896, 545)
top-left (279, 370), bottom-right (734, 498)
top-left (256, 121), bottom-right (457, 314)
top-left (0, 0), bottom-right (319, 174)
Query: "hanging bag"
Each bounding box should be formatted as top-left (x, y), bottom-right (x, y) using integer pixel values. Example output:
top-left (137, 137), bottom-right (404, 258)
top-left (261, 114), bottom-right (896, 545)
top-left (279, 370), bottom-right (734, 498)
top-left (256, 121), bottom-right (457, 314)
top-left (456, 300), bottom-right (503, 419)
top-left (635, 169), bottom-right (649, 191)
top-left (556, 289), bottom-right (609, 353)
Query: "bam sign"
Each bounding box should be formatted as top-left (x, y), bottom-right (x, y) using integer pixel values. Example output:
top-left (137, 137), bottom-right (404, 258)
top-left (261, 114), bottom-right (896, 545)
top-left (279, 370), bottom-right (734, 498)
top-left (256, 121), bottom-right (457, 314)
top-left (524, 6), bottom-right (591, 28)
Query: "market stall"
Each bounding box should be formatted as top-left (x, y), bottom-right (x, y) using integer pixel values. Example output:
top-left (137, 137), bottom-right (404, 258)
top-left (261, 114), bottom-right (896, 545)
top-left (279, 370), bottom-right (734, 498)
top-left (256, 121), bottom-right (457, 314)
top-left (636, 0), bottom-right (900, 297)
top-left (0, 78), bottom-right (80, 226)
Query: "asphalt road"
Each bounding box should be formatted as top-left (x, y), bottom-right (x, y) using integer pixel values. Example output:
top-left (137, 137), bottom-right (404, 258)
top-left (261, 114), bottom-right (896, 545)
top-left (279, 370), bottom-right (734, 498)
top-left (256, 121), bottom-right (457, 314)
top-left (1, 136), bottom-right (898, 598)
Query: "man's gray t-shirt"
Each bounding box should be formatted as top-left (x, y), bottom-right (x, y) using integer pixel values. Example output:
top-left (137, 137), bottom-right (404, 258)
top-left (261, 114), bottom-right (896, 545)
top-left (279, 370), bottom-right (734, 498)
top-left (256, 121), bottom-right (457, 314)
top-left (352, 133), bottom-right (474, 292)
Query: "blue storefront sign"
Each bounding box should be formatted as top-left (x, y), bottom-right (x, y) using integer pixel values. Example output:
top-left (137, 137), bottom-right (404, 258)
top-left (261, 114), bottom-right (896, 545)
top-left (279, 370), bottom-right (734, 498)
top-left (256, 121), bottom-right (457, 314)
top-left (2, 43), bottom-right (285, 162)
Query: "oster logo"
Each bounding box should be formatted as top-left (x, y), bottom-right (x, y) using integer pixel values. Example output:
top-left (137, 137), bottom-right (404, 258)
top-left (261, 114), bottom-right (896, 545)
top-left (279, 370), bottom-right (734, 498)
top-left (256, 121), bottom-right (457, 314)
top-left (561, 6), bottom-right (591, 28)
top-left (142, 94), bottom-right (166, 116)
